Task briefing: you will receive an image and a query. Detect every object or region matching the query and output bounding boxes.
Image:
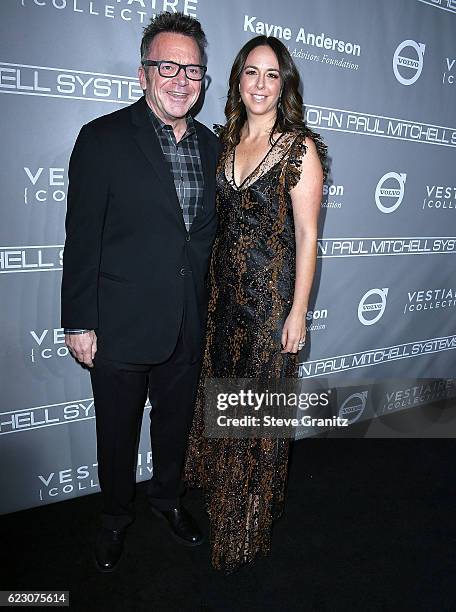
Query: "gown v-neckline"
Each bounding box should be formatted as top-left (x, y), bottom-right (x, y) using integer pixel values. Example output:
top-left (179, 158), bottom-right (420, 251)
top-left (230, 133), bottom-right (285, 191)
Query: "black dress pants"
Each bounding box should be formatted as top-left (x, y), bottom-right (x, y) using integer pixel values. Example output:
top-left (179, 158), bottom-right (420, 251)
top-left (90, 310), bottom-right (202, 530)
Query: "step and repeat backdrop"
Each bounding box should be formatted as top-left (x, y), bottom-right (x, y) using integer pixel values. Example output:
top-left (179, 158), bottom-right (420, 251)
top-left (1, 0), bottom-right (455, 514)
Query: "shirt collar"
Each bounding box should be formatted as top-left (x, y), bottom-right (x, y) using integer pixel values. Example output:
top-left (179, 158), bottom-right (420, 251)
top-left (146, 106), bottom-right (196, 138)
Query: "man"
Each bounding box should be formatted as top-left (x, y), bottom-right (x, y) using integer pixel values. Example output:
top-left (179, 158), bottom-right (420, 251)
top-left (61, 12), bottom-right (219, 572)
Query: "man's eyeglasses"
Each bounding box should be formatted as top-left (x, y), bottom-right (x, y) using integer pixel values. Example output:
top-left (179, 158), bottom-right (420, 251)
top-left (141, 60), bottom-right (207, 81)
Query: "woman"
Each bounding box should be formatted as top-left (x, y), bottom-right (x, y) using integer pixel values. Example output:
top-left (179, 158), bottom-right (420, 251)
top-left (184, 35), bottom-right (327, 572)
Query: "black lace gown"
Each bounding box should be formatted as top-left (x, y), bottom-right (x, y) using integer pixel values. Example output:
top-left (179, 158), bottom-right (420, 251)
top-left (184, 129), bottom-right (327, 572)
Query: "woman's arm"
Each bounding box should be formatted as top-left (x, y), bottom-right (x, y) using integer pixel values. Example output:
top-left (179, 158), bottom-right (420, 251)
top-left (281, 137), bottom-right (323, 354)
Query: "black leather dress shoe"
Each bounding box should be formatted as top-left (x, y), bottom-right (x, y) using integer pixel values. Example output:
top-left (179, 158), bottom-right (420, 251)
top-left (94, 527), bottom-right (126, 572)
top-left (149, 505), bottom-right (204, 547)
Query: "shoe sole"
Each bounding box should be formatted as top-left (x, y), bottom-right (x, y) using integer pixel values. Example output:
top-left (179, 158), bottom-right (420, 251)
top-left (149, 506), bottom-right (204, 547)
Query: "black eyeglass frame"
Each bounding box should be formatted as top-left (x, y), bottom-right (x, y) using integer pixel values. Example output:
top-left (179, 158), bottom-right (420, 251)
top-left (141, 60), bottom-right (207, 81)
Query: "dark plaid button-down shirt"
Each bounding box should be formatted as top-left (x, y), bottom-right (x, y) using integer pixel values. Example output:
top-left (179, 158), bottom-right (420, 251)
top-left (147, 107), bottom-right (204, 232)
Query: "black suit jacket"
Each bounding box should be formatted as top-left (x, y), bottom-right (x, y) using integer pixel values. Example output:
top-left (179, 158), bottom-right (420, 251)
top-left (61, 96), bottom-right (219, 363)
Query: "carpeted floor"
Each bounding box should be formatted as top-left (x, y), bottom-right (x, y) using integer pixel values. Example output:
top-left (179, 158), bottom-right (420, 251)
top-left (2, 404), bottom-right (456, 611)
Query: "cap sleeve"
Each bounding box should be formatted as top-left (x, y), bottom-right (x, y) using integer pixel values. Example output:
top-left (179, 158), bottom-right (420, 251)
top-left (286, 128), bottom-right (328, 192)
top-left (213, 124), bottom-right (225, 139)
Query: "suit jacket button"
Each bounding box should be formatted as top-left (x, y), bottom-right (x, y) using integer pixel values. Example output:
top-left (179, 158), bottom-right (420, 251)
top-left (186, 235), bottom-right (191, 242)
top-left (180, 267), bottom-right (186, 276)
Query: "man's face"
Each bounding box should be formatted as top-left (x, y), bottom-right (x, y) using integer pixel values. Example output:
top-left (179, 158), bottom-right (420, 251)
top-left (138, 32), bottom-right (202, 125)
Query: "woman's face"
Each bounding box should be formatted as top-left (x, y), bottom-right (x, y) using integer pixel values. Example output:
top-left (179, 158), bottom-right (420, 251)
top-left (239, 45), bottom-right (282, 118)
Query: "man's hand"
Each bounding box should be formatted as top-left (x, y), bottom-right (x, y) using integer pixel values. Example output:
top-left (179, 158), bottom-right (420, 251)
top-left (65, 330), bottom-right (97, 367)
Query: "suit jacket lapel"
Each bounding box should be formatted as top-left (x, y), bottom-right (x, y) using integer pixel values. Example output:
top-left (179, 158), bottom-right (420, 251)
top-left (196, 122), bottom-right (208, 215)
top-left (130, 97), bottom-right (185, 230)
top-left (191, 121), bottom-right (215, 231)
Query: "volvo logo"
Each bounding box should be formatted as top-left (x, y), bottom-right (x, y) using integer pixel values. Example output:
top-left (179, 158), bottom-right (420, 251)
top-left (375, 172), bottom-right (407, 214)
top-left (358, 288), bottom-right (389, 326)
top-left (338, 391), bottom-right (368, 425)
top-left (393, 40), bottom-right (425, 85)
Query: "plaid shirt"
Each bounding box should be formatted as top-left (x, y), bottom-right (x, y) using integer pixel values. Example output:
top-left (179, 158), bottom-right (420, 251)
top-left (65, 107), bottom-right (204, 335)
top-left (147, 107), bottom-right (204, 232)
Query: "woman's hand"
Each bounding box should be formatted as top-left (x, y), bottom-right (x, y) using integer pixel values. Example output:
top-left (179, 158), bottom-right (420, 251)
top-left (281, 310), bottom-right (306, 354)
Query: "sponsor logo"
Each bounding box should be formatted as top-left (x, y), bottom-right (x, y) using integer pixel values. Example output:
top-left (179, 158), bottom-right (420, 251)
top-left (317, 237), bottom-right (456, 257)
top-left (0, 63), bottom-right (142, 104)
top-left (375, 172), bottom-right (407, 214)
top-left (38, 462), bottom-right (99, 501)
top-left (23, 166), bottom-right (67, 205)
top-left (358, 288), bottom-right (388, 326)
top-left (422, 184), bottom-right (456, 210)
top-left (417, 0), bottom-right (456, 14)
top-left (0, 399), bottom-right (95, 434)
top-left (1, 398), bottom-right (150, 433)
top-left (306, 308), bottom-right (328, 332)
top-left (19, 0), bottom-right (198, 23)
top-left (136, 450), bottom-right (153, 478)
top-left (379, 379), bottom-right (456, 414)
top-left (0, 245), bottom-right (63, 273)
top-left (29, 328), bottom-right (69, 362)
top-left (403, 288), bottom-right (456, 314)
top-left (243, 15), bottom-right (361, 72)
top-left (338, 391), bottom-right (368, 425)
top-left (298, 335), bottom-right (456, 378)
top-left (442, 57), bottom-right (456, 85)
top-left (289, 48), bottom-right (360, 71)
top-left (37, 451), bottom-right (153, 501)
top-left (322, 184), bottom-right (344, 209)
top-left (393, 39), bottom-right (426, 85)
top-left (305, 104), bottom-right (456, 147)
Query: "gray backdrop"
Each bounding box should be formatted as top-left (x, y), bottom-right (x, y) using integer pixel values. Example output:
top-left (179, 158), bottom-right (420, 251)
top-left (1, 0), bottom-right (455, 514)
